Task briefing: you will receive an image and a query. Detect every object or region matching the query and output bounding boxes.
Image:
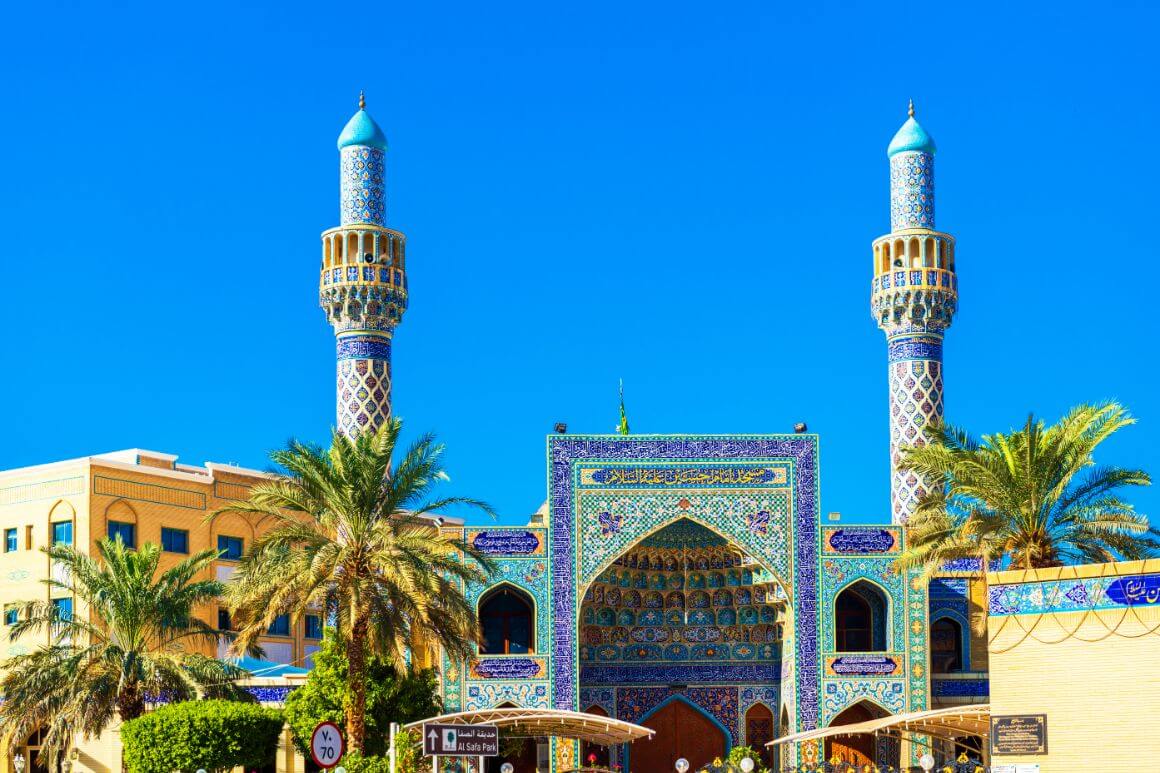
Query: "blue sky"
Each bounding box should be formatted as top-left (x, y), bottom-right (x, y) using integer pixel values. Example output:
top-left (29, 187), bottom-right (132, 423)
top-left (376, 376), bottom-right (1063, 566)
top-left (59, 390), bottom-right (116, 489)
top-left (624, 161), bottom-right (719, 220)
top-left (1, 1), bottom-right (1157, 526)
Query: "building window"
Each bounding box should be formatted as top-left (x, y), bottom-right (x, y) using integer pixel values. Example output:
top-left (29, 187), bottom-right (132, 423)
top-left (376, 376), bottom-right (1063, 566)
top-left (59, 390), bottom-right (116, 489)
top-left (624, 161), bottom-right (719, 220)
top-left (268, 614), bottom-right (290, 636)
top-left (51, 521), bottom-right (73, 545)
top-left (931, 617), bottom-right (964, 673)
top-left (217, 535), bottom-right (244, 561)
top-left (218, 608), bottom-right (233, 631)
top-left (479, 585), bottom-right (535, 654)
top-left (305, 614), bottom-right (323, 639)
top-left (4, 528), bottom-right (17, 553)
top-left (834, 580), bottom-right (888, 652)
top-left (108, 521), bottom-right (136, 548)
top-left (160, 527), bottom-right (189, 554)
top-left (52, 597), bottom-right (73, 623)
top-left (4, 607), bottom-right (17, 626)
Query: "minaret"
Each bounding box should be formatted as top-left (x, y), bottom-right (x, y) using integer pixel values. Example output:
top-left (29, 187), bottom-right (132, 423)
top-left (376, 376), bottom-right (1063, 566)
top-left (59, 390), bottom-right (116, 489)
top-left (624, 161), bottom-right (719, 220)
top-left (870, 101), bottom-right (958, 523)
top-left (319, 93), bottom-right (409, 436)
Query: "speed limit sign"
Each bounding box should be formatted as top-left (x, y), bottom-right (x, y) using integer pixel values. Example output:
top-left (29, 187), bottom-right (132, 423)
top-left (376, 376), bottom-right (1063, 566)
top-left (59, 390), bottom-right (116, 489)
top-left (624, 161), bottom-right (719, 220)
top-left (310, 721), bottom-right (345, 769)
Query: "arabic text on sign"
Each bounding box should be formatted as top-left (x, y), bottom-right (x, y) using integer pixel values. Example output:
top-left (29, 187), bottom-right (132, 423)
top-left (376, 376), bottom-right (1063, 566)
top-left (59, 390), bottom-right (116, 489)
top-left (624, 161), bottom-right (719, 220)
top-left (587, 467), bottom-right (784, 487)
top-left (828, 656), bottom-right (899, 676)
top-left (1106, 575), bottom-right (1160, 606)
top-left (827, 529), bottom-right (896, 554)
top-left (471, 530), bottom-right (541, 555)
top-left (469, 658), bottom-right (544, 680)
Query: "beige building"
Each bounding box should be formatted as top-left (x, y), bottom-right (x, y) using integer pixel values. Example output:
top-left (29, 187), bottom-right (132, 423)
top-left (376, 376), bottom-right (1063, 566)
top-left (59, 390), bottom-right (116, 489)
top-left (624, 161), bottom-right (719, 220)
top-left (987, 559), bottom-right (1160, 770)
top-left (0, 449), bottom-right (317, 773)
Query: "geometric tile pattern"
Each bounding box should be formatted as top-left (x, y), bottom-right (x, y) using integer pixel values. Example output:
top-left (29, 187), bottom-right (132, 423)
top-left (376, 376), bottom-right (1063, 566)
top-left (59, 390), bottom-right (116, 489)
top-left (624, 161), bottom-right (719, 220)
top-left (575, 488), bottom-right (793, 593)
top-left (336, 355), bottom-right (392, 436)
top-left (341, 146), bottom-right (386, 226)
top-left (822, 680), bottom-right (906, 725)
top-left (887, 345), bottom-right (944, 523)
top-left (890, 151), bottom-right (934, 231)
top-left (547, 435), bottom-right (822, 736)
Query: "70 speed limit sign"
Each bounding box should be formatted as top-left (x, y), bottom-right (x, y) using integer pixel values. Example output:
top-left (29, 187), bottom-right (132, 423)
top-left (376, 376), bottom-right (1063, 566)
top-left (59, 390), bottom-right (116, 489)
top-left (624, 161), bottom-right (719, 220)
top-left (310, 721), bottom-right (345, 769)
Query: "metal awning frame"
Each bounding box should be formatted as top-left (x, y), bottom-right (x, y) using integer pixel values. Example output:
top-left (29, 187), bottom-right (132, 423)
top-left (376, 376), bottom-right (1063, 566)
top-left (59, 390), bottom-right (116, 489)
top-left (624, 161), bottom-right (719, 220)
top-left (403, 708), bottom-right (654, 747)
top-left (767, 704), bottom-right (991, 750)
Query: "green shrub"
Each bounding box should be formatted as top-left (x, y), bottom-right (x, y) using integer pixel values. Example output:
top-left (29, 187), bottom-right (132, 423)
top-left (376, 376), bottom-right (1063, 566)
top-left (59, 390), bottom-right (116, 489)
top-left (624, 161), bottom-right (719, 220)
top-left (284, 629), bottom-right (441, 757)
top-left (726, 745), bottom-right (769, 773)
top-left (121, 699), bottom-right (284, 773)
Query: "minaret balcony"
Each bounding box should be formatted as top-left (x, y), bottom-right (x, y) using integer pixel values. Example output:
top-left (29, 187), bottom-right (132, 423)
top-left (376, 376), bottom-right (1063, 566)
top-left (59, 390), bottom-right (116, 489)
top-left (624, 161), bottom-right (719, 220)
top-left (320, 225), bottom-right (408, 293)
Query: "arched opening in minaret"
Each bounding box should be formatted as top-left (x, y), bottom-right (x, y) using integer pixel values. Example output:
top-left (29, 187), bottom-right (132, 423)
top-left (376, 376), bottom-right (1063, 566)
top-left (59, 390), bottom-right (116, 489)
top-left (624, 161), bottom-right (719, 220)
top-left (578, 517), bottom-right (786, 773)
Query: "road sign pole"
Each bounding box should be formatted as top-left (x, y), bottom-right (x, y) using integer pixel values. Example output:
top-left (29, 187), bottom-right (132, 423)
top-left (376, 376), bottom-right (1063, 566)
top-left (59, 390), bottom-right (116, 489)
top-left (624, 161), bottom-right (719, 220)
top-left (432, 755), bottom-right (437, 773)
top-left (388, 722), bottom-right (398, 773)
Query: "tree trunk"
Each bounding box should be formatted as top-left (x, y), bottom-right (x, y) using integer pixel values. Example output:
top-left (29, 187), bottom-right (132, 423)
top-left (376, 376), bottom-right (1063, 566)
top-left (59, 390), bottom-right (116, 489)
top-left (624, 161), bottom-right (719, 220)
top-left (116, 682), bottom-right (146, 723)
top-left (346, 612), bottom-right (370, 753)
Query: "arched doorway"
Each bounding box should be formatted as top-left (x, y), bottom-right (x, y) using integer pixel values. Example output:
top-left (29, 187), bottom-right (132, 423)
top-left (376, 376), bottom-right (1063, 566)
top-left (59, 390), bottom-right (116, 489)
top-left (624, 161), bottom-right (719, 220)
top-left (632, 698), bottom-right (727, 773)
top-left (745, 703), bottom-right (774, 769)
top-left (824, 701), bottom-right (890, 767)
top-left (580, 705), bottom-right (611, 768)
top-left (484, 704), bottom-right (539, 773)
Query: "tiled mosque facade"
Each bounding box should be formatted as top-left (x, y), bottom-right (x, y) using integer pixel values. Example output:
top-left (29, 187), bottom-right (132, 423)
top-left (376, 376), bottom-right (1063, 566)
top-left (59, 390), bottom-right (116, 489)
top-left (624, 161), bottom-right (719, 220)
top-left (311, 97), bottom-right (991, 770)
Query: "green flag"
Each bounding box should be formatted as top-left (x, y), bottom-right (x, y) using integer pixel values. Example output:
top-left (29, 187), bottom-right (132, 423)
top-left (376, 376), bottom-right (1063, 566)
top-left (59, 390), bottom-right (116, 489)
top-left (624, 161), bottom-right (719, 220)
top-left (617, 380), bottom-right (631, 435)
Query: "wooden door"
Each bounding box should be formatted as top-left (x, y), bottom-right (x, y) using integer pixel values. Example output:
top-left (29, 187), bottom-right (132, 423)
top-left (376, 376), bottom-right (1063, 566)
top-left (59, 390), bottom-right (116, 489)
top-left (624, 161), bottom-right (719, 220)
top-left (631, 700), bottom-right (726, 772)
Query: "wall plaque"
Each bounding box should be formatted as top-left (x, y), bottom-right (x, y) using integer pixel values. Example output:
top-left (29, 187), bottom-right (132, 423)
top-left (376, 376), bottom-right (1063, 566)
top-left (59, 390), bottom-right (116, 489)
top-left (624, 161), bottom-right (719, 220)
top-left (468, 657), bottom-right (546, 680)
top-left (470, 530), bottom-right (542, 556)
top-left (825, 528), bottom-right (897, 554)
top-left (825, 655), bottom-right (901, 676)
top-left (991, 715), bottom-right (1047, 755)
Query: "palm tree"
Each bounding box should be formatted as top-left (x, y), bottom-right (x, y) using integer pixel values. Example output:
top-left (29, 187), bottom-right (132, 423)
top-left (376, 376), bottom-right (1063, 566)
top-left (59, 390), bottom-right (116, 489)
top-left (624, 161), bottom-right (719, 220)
top-left (213, 419), bottom-right (495, 753)
top-left (0, 539), bottom-right (246, 764)
top-left (896, 402), bottom-right (1157, 585)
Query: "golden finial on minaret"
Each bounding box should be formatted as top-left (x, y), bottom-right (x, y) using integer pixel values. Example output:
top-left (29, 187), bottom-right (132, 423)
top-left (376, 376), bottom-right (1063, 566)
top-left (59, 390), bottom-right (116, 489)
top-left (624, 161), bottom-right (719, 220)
top-left (908, 98), bottom-right (915, 118)
top-left (359, 90), bottom-right (366, 110)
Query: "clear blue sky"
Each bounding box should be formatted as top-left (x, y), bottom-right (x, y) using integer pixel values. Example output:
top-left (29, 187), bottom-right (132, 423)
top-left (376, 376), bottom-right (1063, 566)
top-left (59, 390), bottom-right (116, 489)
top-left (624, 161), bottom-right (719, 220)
top-left (2, 1), bottom-right (1157, 526)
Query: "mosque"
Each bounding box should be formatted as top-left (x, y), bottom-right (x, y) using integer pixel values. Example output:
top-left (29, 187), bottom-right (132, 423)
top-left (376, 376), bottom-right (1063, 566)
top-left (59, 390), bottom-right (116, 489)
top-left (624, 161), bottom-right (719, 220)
top-left (0, 97), bottom-right (993, 773)
top-left (322, 96), bottom-right (988, 772)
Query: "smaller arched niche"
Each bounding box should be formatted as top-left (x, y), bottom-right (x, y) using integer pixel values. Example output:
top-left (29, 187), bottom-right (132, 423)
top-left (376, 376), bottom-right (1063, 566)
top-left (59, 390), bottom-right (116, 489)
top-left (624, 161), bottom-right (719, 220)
top-left (930, 616), bottom-right (964, 673)
top-left (834, 580), bottom-right (889, 652)
top-left (478, 585), bottom-right (535, 655)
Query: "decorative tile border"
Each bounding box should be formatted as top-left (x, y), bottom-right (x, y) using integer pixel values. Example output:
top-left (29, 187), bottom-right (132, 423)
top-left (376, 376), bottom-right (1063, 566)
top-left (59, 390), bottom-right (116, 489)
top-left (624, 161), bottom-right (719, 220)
top-left (990, 572), bottom-right (1160, 615)
top-left (548, 435), bottom-right (821, 731)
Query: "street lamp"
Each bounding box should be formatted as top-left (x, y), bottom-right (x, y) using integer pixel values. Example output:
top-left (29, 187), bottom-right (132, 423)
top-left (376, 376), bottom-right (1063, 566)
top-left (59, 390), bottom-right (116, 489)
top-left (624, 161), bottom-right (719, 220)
top-left (675, 759), bottom-right (689, 773)
top-left (739, 758), bottom-right (755, 773)
top-left (501, 764), bottom-right (514, 773)
top-left (919, 754), bottom-right (935, 771)
top-left (13, 754), bottom-right (25, 773)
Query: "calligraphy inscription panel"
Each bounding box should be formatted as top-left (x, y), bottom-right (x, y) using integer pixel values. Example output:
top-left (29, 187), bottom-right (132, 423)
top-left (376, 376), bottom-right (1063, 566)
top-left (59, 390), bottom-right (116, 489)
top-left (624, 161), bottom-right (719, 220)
top-left (469, 529), bottom-right (544, 556)
top-left (823, 528), bottom-right (899, 555)
top-left (824, 655), bottom-right (902, 677)
top-left (579, 465), bottom-right (788, 488)
top-left (991, 715), bottom-right (1048, 755)
top-left (468, 657), bottom-right (547, 680)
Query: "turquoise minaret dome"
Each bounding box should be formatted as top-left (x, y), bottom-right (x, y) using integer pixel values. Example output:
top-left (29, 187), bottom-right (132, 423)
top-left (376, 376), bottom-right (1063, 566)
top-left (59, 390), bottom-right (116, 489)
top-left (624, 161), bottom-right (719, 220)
top-left (887, 100), bottom-right (937, 157)
top-left (337, 91), bottom-right (388, 227)
top-left (337, 91), bottom-right (388, 150)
